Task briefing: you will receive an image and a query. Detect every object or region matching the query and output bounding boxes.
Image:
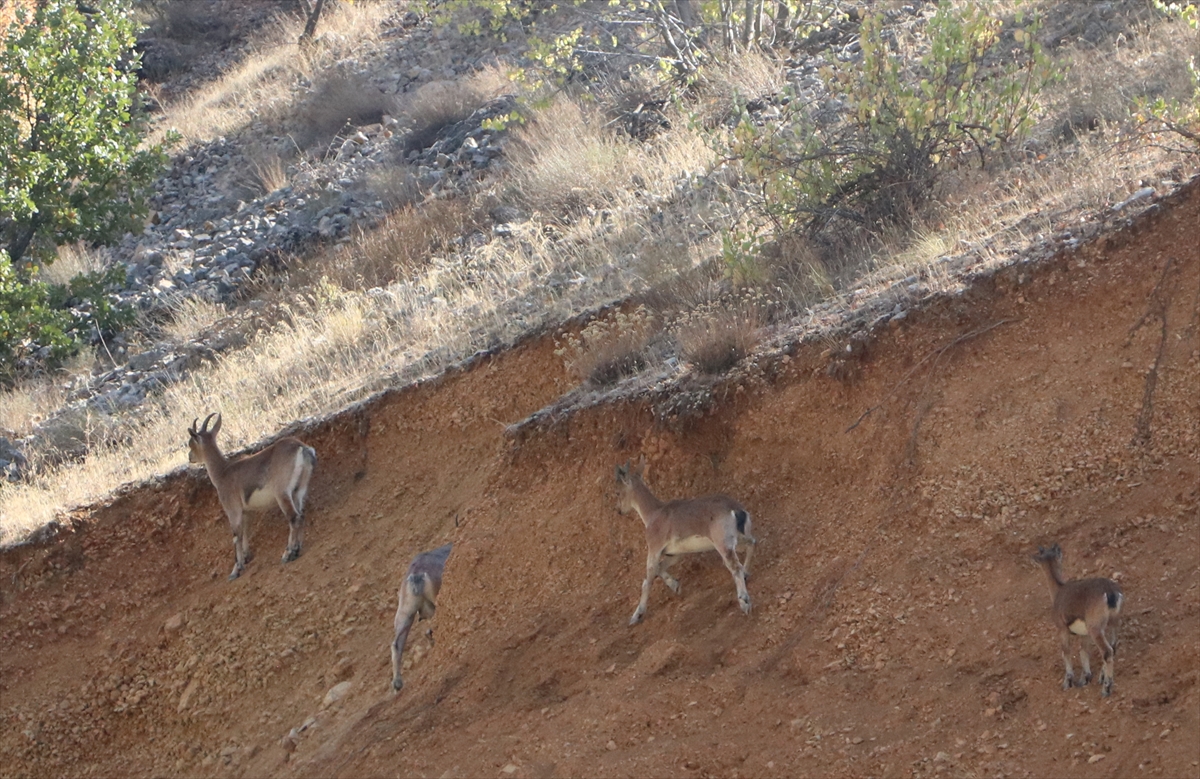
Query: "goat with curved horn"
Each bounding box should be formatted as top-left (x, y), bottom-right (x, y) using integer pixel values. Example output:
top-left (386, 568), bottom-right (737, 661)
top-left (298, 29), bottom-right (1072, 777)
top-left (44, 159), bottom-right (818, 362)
top-left (188, 413), bottom-right (318, 580)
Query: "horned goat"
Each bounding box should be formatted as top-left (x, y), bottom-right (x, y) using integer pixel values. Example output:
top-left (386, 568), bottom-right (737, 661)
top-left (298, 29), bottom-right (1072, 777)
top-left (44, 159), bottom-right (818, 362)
top-left (188, 413), bottom-right (317, 580)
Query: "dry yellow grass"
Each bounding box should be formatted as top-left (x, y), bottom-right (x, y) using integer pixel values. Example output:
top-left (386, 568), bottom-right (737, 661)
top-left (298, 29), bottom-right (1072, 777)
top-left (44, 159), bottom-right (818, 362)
top-left (2, 3), bottom-right (1197, 548)
top-left (396, 64), bottom-right (516, 151)
top-left (37, 243), bottom-right (109, 285)
top-left (159, 294), bottom-right (227, 345)
top-left (694, 48), bottom-right (786, 127)
top-left (151, 0), bottom-right (392, 145)
top-left (0, 378), bottom-right (69, 438)
top-left (0, 198), bottom-right (723, 546)
top-left (508, 94), bottom-right (715, 215)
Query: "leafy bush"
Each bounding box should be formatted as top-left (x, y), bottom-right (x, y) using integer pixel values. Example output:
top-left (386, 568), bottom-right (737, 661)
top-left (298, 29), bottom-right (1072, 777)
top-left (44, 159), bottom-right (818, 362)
top-left (430, 0), bottom-right (842, 85)
top-left (0, 0), bottom-right (162, 381)
top-left (731, 2), bottom-right (1056, 235)
top-left (1136, 1), bottom-right (1200, 148)
top-left (0, 251), bottom-right (133, 382)
top-left (0, 0), bottom-right (167, 266)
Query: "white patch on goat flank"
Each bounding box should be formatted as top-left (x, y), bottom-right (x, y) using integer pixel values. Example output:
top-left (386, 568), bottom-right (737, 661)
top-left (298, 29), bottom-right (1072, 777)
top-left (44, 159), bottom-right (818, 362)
top-left (287, 448), bottom-right (307, 494)
top-left (245, 487), bottom-right (276, 510)
top-left (664, 536), bottom-right (717, 555)
top-left (1068, 619), bottom-right (1089, 636)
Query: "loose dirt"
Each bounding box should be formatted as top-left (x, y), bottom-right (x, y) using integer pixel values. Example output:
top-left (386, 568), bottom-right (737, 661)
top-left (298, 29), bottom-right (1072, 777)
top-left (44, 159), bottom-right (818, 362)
top-left (1, 187), bottom-right (1198, 779)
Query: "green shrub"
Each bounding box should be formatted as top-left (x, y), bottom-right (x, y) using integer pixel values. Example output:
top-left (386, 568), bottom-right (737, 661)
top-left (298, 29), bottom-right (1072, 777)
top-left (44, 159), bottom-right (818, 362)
top-left (0, 0), bottom-right (164, 382)
top-left (1136, 1), bottom-right (1199, 148)
top-left (730, 1), bottom-right (1057, 235)
top-left (0, 0), bottom-right (168, 266)
top-left (0, 250), bottom-right (133, 382)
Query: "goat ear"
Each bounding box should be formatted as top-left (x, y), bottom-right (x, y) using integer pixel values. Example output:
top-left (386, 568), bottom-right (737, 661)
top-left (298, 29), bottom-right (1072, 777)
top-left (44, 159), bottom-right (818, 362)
top-left (615, 463), bottom-right (628, 481)
top-left (211, 413), bottom-right (222, 436)
top-left (189, 417), bottom-right (199, 436)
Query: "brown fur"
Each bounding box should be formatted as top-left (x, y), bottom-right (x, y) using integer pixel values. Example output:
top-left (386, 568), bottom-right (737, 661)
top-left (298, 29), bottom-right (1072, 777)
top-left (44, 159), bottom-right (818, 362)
top-left (188, 413), bottom-right (317, 580)
top-left (615, 457), bottom-right (758, 625)
top-left (391, 543), bottom-right (452, 692)
top-left (1033, 544), bottom-right (1124, 696)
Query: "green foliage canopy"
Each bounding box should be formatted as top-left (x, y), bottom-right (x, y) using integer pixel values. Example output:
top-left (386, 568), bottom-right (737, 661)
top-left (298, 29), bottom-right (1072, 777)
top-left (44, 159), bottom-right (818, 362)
top-left (0, 0), bottom-right (164, 381)
top-left (0, 0), bottom-right (166, 268)
top-left (731, 1), bottom-right (1057, 235)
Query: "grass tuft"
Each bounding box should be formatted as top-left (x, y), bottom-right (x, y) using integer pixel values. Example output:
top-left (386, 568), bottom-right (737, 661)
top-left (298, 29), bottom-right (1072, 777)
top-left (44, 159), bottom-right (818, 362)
top-left (555, 307), bottom-right (658, 387)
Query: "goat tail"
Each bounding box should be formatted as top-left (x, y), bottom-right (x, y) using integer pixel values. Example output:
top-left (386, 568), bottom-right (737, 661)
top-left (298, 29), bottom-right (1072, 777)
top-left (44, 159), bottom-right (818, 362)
top-left (1108, 589), bottom-right (1124, 613)
top-left (303, 446), bottom-right (318, 469)
top-left (406, 572), bottom-right (428, 599)
top-left (735, 509), bottom-right (749, 536)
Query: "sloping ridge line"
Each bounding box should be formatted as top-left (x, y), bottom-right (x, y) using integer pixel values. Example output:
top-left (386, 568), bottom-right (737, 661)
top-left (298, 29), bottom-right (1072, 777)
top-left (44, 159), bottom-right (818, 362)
top-left (1, 175), bottom-right (1196, 564)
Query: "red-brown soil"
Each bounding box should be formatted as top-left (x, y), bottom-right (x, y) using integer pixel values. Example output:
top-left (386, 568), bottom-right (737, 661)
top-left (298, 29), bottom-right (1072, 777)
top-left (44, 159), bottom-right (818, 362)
top-left (1, 186), bottom-right (1198, 779)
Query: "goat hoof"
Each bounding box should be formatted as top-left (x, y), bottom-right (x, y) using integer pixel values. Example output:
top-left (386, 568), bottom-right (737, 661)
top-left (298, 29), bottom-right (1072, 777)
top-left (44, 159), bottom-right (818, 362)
top-left (282, 548), bottom-right (300, 564)
top-left (1079, 672), bottom-right (1092, 687)
top-left (228, 568), bottom-right (243, 581)
top-left (739, 597), bottom-right (752, 615)
top-left (628, 612), bottom-right (644, 626)
top-left (392, 678), bottom-right (404, 692)
top-left (1062, 675), bottom-right (1074, 691)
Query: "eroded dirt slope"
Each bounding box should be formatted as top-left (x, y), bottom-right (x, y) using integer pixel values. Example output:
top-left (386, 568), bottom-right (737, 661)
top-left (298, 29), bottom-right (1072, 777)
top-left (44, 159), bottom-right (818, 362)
top-left (1, 188), bottom-right (1198, 779)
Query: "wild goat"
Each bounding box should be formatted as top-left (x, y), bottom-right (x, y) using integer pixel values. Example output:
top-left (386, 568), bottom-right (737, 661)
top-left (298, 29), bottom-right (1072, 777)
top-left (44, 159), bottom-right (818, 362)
top-left (391, 543), bottom-right (453, 692)
top-left (1033, 544), bottom-right (1124, 696)
top-left (615, 458), bottom-right (758, 626)
top-left (187, 413), bottom-right (317, 580)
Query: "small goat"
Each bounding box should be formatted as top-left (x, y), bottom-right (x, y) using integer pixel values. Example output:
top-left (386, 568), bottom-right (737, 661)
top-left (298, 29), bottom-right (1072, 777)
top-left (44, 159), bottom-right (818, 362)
top-left (1033, 543), bottom-right (1124, 696)
top-left (187, 413), bottom-right (317, 580)
top-left (615, 458), bottom-right (758, 626)
top-left (391, 543), bottom-right (453, 692)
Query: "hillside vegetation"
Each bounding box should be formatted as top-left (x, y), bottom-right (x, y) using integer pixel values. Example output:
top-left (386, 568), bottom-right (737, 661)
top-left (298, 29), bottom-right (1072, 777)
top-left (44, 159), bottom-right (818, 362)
top-left (0, 2), bottom-right (1198, 777)
top-left (0, 0), bottom-right (1196, 545)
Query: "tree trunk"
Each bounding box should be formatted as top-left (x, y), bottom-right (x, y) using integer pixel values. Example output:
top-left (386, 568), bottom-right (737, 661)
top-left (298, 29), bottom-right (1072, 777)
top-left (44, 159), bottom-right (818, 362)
top-left (6, 212), bottom-right (43, 268)
top-left (299, 0), bottom-right (325, 45)
top-left (672, 0), bottom-right (700, 28)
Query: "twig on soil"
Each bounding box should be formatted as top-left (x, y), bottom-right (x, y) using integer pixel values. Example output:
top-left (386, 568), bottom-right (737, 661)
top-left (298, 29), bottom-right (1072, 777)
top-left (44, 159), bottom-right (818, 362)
top-left (11, 557), bottom-right (32, 586)
top-left (1125, 257), bottom-right (1176, 447)
top-left (844, 318), bottom-right (1016, 433)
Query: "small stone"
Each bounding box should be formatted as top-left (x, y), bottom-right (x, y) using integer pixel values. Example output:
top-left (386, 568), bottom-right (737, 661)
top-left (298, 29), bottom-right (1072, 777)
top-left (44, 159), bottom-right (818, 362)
top-left (321, 681), bottom-right (352, 709)
top-left (1088, 754), bottom-right (1105, 763)
top-left (501, 765), bottom-right (518, 775)
top-left (164, 613), bottom-right (184, 632)
top-left (606, 740), bottom-right (617, 751)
